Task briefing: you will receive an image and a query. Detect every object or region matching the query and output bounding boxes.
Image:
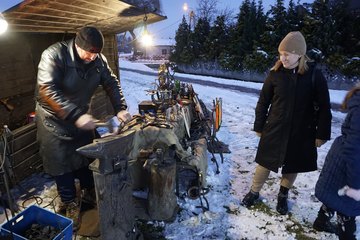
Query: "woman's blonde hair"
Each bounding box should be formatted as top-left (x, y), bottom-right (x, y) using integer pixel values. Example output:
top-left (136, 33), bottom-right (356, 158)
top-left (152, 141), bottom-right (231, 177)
top-left (342, 82), bottom-right (360, 110)
top-left (271, 54), bottom-right (311, 75)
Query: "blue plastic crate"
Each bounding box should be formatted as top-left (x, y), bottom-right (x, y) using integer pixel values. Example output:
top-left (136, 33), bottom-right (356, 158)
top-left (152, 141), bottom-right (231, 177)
top-left (1, 205), bottom-right (72, 240)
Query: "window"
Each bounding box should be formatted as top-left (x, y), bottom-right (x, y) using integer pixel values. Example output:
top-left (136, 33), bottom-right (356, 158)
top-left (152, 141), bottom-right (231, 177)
top-left (162, 49), bottom-right (167, 55)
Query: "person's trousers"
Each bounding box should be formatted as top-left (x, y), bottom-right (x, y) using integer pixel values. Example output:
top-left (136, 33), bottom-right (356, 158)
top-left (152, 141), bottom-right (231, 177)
top-left (250, 164), bottom-right (297, 193)
top-left (54, 166), bottom-right (94, 203)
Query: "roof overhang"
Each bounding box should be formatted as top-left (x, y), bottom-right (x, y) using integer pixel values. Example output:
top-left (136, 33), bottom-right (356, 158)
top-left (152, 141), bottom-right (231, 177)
top-left (2, 0), bottom-right (166, 34)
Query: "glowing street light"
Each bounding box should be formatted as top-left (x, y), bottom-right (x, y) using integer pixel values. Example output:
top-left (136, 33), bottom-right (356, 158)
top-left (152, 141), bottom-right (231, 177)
top-left (0, 13), bottom-right (8, 34)
top-left (183, 3), bottom-right (189, 11)
top-left (182, 3), bottom-right (195, 30)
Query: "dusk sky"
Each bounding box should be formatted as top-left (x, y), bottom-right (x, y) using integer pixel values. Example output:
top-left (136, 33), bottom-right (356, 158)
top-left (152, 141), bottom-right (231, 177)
top-left (150, 0), bottom-right (314, 38)
top-left (0, 0), bottom-right (313, 38)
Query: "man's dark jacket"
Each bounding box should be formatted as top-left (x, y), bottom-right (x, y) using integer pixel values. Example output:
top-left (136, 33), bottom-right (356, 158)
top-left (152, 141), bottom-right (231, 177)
top-left (35, 39), bottom-right (127, 176)
top-left (254, 64), bottom-right (332, 173)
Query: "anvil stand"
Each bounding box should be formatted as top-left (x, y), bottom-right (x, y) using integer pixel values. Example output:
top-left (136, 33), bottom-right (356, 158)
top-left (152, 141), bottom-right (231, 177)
top-left (78, 130), bottom-right (140, 240)
top-left (89, 159), bottom-right (139, 240)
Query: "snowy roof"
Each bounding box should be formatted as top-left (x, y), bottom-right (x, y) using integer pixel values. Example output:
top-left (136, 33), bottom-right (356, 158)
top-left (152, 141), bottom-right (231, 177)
top-left (152, 38), bottom-right (175, 46)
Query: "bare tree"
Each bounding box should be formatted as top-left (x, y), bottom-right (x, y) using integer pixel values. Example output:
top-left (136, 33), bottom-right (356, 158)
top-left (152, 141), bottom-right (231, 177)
top-left (218, 6), bottom-right (236, 26)
top-left (196, 0), bottom-right (219, 22)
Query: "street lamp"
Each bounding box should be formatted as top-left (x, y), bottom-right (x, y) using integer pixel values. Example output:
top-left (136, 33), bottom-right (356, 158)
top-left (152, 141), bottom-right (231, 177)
top-left (0, 13), bottom-right (8, 34)
top-left (182, 3), bottom-right (195, 30)
top-left (183, 2), bottom-right (189, 11)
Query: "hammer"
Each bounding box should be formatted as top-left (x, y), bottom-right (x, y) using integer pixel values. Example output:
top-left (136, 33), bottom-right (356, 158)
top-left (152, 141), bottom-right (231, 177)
top-left (94, 120), bottom-right (114, 133)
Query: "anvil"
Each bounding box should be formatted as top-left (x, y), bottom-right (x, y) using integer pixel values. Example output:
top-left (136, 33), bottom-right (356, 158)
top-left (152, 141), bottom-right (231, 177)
top-left (77, 130), bottom-right (136, 175)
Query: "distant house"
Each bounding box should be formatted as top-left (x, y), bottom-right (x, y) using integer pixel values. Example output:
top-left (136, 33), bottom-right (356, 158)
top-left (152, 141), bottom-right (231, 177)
top-left (141, 38), bottom-right (175, 60)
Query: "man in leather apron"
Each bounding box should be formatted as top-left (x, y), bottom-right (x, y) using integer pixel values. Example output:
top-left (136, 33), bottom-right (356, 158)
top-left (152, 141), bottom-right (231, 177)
top-left (35, 26), bottom-right (131, 230)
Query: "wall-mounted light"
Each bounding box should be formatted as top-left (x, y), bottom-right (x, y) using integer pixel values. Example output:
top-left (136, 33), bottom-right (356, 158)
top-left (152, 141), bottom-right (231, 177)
top-left (0, 13), bottom-right (8, 34)
top-left (140, 28), bottom-right (153, 47)
top-left (140, 14), bottom-right (153, 47)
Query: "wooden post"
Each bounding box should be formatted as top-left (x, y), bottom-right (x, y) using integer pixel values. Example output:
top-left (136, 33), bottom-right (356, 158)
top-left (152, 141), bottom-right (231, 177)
top-left (147, 158), bottom-right (177, 221)
top-left (92, 161), bottom-right (140, 240)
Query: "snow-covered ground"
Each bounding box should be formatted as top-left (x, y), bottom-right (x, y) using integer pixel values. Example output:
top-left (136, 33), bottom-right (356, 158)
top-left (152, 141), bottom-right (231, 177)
top-left (1, 59), bottom-right (357, 239)
top-left (118, 60), bottom-right (354, 240)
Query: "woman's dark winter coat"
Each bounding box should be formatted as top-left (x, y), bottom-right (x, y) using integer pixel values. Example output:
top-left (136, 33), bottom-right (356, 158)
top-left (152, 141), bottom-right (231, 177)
top-left (253, 64), bottom-right (332, 173)
top-left (35, 39), bottom-right (127, 176)
top-left (315, 91), bottom-right (360, 217)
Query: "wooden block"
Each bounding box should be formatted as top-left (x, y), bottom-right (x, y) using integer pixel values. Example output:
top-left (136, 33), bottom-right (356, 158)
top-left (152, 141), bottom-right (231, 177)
top-left (93, 171), bottom-right (137, 240)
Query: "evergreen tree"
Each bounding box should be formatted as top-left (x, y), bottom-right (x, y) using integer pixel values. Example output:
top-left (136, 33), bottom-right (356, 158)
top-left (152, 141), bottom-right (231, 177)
top-left (303, 0), bottom-right (334, 57)
top-left (324, 0), bottom-right (359, 76)
top-left (204, 15), bottom-right (229, 61)
top-left (224, 0), bottom-right (258, 70)
top-left (255, 0), bottom-right (267, 38)
top-left (218, 23), bottom-right (237, 70)
top-left (266, 0), bottom-right (288, 57)
top-left (330, 0), bottom-right (352, 55)
top-left (170, 16), bottom-right (192, 63)
top-left (191, 17), bottom-right (211, 60)
top-left (117, 33), bottom-right (132, 53)
top-left (351, 9), bottom-right (360, 56)
top-left (253, 0), bottom-right (268, 53)
top-left (348, 7), bottom-right (360, 57)
top-left (238, 0), bottom-right (257, 56)
top-left (287, 0), bottom-right (300, 31)
top-left (170, 0), bottom-right (358, 77)
top-left (242, 0), bottom-right (273, 72)
top-left (242, 49), bottom-right (273, 72)
top-left (256, 0), bottom-right (271, 54)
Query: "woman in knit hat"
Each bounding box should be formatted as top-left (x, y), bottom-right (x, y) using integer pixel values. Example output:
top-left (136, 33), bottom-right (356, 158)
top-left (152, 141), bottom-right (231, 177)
top-left (242, 31), bottom-right (332, 216)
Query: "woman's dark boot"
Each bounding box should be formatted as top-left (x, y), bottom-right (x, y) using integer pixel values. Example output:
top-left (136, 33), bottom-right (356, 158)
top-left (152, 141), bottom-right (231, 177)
top-left (337, 214), bottom-right (356, 240)
top-left (276, 186), bottom-right (289, 215)
top-left (242, 190), bottom-right (259, 208)
top-left (313, 204), bottom-right (338, 235)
